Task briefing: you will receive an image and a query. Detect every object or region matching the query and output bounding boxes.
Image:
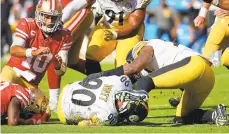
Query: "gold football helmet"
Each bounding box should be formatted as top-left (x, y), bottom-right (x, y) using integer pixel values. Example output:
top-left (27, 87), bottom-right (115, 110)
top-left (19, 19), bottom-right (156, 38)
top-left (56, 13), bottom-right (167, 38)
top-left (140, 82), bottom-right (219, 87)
top-left (25, 89), bottom-right (49, 115)
top-left (35, 0), bottom-right (62, 33)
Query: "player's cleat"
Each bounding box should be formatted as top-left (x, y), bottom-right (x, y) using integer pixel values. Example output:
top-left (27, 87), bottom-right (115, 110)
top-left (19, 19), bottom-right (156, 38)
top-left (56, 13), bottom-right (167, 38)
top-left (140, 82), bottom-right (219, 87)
top-left (168, 97), bottom-right (180, 107)
top-left (213, 104), bottom-right (228, 126)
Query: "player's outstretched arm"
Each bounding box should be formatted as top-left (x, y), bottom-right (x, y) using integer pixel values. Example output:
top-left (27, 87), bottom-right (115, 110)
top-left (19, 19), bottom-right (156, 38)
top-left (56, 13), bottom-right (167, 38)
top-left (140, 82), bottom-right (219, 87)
top-left (10, 45), bottom-right (50, 58)
top-left (114, 9), bottom-right (146, 40)
top-left (7, 97), bottom-right (41, 126)
top-left (61, 0), bottom-right (95, 23)
top-left (82, 45), bottom-right (153, 84)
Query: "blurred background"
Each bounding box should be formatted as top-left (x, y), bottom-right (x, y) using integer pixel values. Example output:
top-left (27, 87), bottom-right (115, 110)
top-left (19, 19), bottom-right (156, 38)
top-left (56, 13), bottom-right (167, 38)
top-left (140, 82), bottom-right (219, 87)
top-left (1, 0), bottom-right (219, 62)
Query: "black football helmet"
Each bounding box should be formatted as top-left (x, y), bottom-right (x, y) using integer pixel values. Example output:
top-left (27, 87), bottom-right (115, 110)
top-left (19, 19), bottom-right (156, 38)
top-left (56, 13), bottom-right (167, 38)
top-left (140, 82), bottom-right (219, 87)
top-left (118, 100), bottom-right (149, 123)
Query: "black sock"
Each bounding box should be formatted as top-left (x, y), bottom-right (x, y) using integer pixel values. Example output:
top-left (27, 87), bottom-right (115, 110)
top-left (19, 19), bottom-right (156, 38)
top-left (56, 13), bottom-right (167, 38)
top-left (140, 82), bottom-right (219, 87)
top-left (85, 59), bottom-right (102, 75)
top-left (174, 109), bottom-right (214, 124)
top-left (68, 59), bottom-right (87, 75)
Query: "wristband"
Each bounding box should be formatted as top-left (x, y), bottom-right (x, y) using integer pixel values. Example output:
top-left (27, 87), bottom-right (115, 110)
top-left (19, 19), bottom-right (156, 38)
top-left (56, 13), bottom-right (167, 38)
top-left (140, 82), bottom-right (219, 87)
top-left (26, 48), bottom-right (33, 58)
top-left (198, 7), bottom-right (208, 18)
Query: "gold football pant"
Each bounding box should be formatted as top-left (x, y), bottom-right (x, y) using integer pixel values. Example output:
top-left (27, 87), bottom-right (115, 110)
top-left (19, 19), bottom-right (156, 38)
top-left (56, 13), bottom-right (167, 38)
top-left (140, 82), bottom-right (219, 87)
top-left (203, 16), bottom-right (229, 66)
top-left (63, 9), bottom-right (93, 64)
top-left (86, 22), bottom-right (144, 67)
top-left (148, 56), bottom-right (215, 116)
top-left (0, 65), bottom-right (38, 88)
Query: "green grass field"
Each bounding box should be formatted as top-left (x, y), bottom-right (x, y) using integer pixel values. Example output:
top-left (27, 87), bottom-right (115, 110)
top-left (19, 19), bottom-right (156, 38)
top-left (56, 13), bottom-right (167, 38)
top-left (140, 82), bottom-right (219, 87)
top-left (1, 64), bottom-right (229, 133)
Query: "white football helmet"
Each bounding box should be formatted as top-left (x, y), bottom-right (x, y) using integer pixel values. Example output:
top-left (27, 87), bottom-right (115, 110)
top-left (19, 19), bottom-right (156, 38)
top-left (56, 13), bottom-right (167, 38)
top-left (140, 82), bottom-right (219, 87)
top-left (35, 0), bottom-right (62, 33)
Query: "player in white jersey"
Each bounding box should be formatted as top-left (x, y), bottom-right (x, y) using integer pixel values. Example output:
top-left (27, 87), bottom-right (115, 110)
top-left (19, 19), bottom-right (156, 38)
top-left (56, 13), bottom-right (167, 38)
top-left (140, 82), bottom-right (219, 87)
top-left (82, 39), bottom-right (228, 126)
top-left (57, 75), bottom-right (149, 126)
top-left (61, 0), bottom-right (151, 75)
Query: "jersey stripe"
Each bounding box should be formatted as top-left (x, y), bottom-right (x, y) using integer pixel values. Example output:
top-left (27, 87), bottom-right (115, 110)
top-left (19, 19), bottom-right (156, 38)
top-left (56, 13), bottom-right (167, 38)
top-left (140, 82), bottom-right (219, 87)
top-left (16, 95), bottom-right (28, 108)
top-left (15, 33), bottom-right (27, 40)
top-left (16, 28), bottom-right (29, 38)
top-left (64, 9), bottom-right (88, 32)
top-left (16, 90), bottom-right (30, 106)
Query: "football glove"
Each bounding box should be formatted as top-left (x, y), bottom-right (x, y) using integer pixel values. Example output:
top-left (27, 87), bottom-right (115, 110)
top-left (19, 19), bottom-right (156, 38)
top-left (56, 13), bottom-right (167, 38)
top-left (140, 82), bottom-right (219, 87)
top-left (104, 29), bottom-right (117, 41)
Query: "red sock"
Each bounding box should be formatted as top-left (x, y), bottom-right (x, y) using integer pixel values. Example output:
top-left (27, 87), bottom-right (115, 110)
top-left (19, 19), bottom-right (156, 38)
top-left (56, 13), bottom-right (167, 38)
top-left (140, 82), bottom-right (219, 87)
top-left (47, 63), bottom-right (61, 89)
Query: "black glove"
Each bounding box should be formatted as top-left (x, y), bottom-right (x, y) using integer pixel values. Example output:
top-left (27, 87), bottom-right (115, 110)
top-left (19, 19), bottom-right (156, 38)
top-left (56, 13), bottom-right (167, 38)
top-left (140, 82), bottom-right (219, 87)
top-left (82, 66), bottom-right (124, 85)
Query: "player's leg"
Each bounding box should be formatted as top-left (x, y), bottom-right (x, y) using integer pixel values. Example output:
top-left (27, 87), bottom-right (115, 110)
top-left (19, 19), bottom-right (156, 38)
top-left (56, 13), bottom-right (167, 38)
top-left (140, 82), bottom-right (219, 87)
top-left (57, 84), bottom-right (67, 124)
top-left (221, 48), bottom-right (229, 69)
top-left (47, 63), bottom-right (61, 112)
top-left (202, 16), bottom-right (229, 58)
top-left (65, 8), bottom-right (94, 75)
top-left (115, 24), bottom-right (144, 67)
top-left (47, 9), bottom-right (93, 111)
top-left (85, 24), bottom-right (117, 74)
top-left (0, 65), bottom-right (19, 83)
top-left (136, 56), bottom-right (215, 116)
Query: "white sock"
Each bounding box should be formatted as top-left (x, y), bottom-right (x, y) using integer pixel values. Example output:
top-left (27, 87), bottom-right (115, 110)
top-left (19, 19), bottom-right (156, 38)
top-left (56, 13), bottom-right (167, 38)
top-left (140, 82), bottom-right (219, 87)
top-left (49, 88), bottom-right (60, 101)
top-left (49, 88), bottom-right (59, 112)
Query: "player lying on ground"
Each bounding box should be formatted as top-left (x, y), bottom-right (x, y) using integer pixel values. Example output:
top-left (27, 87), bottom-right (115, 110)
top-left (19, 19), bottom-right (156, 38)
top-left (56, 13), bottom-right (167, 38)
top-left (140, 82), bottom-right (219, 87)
top-left (82, 39), bottom-right (228, 126)
top-left (1, 81), bottom-right (50, 126)
top-left (57, 75), bottom-right (149, 126)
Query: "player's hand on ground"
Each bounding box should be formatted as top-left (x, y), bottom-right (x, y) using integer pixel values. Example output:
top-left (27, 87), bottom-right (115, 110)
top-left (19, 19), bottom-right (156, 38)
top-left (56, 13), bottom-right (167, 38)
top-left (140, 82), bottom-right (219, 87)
top-left (53, 54), bottom-right (63, 69)
top-left (214, 8), bottom-right (229, 17)
top-left (32, 47), bottom-right (50, 56)
top-left (104, 30), bottom-right (117, 41)
top-left (82, 73), bottom-right (104, 85)
top-left (193, 16), bottom-right (205, 27)
top-left (30, 113), bottom-right (42, 125)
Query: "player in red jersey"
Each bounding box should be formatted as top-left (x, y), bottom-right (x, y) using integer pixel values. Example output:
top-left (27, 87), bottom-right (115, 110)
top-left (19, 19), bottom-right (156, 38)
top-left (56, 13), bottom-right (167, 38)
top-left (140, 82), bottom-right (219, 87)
top-left (46, 0), bottom-right (93, 112)
top-left (0, 0), bottom-right (72, 89)
top-left (1, 81), bottom-right (50, 126)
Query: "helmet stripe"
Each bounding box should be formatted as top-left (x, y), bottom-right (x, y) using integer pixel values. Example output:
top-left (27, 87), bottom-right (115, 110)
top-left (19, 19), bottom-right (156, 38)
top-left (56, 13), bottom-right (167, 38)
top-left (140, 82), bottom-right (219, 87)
top-left (52, 0), bottom-right (55, 10)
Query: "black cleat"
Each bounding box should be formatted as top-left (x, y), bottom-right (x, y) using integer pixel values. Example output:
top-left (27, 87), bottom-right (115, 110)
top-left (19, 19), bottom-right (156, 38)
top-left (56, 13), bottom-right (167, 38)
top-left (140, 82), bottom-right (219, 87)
top-left (168, 97), bottom-right (180, 107)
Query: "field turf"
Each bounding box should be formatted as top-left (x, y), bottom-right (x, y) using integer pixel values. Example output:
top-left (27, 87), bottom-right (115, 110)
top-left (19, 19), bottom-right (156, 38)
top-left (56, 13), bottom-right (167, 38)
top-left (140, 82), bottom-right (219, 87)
top-left (1, 64), bottom-right (229, 133)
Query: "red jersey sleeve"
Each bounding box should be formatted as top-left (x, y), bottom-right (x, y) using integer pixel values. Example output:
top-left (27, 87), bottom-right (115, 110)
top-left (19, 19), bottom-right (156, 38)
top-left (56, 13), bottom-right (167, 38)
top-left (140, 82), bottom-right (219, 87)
top-left (61, 0), bottom-right (72, 9)
top-left (15, 18), bottom-right (30, 42)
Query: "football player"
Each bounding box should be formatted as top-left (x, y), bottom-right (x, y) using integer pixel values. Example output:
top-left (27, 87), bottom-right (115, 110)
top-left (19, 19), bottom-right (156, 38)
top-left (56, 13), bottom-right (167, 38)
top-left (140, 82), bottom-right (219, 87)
top-left (82, 39), bottom-right (228, 126)
top-left (170, 8), bottom-right (229, 108)
top-left (47, 0), bottom-right (94, 111)
top-left (61, 0), bottom-right (151, 75)
top-left (0, 0), bottom-right (72, 89)
top-left (57, 75), bottom-right (149, 126)
top-left (1, 81), bottom-right (50, 126)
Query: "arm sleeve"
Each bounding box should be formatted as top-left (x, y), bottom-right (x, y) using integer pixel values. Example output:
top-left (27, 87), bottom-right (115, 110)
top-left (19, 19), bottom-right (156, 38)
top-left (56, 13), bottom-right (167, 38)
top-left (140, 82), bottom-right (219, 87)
top-left (12, 18), bottom-right (30, 47)
top-left (61, 0), bottom-right (90, 23)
